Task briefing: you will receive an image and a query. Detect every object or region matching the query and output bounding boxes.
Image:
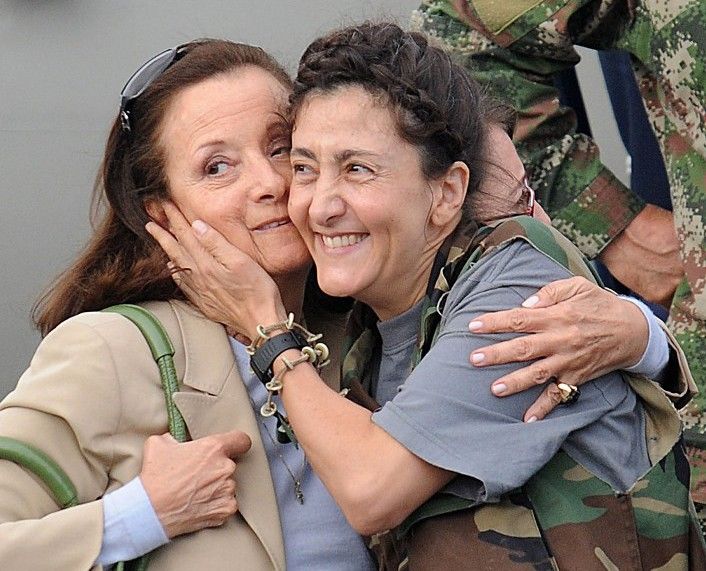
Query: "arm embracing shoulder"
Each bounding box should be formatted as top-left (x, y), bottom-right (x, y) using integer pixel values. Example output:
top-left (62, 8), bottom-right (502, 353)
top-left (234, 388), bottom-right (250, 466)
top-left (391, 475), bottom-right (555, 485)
top-left (373, 240), bottom-right (624, 503)
top-left (0, 315), bottom-right (126, 570)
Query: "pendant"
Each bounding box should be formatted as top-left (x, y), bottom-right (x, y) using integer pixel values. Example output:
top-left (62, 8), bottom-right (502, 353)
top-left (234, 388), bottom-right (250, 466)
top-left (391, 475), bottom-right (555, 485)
top-left (294, 481), bottom-right (305, 505)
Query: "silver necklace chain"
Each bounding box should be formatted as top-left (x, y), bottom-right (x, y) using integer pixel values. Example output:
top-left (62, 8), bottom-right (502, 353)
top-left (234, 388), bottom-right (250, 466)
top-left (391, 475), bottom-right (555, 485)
top-left (249, 395), bottom-right (307, 505)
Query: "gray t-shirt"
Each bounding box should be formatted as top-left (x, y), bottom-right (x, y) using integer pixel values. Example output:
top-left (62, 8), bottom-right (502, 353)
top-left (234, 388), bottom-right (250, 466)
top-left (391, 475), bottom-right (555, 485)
top-left (372, 240), bottom-right (650, 504)
top-left (232, 341), bottom-right (375, 571)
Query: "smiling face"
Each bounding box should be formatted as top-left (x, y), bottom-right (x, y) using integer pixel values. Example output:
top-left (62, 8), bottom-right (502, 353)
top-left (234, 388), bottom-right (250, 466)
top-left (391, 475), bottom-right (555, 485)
top-left (288, 86), bottom-right (454, 320)
top-left (158, 66), bottom-right (311, 279)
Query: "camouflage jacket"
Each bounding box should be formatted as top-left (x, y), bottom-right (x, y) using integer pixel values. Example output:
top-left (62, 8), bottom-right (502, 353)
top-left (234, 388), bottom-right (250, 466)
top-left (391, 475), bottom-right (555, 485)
top-left (411, 0), bottom-right (706, 422)
top-left (341, 217), bottom-right (705, 569)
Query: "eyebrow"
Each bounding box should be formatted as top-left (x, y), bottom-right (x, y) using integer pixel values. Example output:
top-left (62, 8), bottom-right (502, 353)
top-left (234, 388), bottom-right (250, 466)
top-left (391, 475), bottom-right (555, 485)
top-left (291, 147), bottom-right (316, 160)
top-left (194, 115), bottom-right (290, 155)
top-left (195, 139), bottom-right (226, 155)
top-left (266, 115), bottom-right (291, 139)
top-left (290, 148), bottom-right (379, 162)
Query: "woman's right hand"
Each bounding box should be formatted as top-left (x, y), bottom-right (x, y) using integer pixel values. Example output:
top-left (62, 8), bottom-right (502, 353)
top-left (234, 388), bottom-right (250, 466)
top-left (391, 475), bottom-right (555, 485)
top-left (140, 430), bottom-right (252, 539)
top-left (146, 202), bottom-right (287, 341)
top-left (468, 276), bottom-right (650, 421)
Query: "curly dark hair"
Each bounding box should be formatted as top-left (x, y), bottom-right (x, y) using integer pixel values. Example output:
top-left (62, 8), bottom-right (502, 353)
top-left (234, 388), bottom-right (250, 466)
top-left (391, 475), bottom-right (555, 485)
top-left (291, 22), bottom-right (515, 212)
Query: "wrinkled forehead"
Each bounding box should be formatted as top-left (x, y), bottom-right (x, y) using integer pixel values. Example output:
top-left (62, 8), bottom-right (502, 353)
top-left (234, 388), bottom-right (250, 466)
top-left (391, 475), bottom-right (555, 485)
top-left (159, 66), bottom-right (292, 147)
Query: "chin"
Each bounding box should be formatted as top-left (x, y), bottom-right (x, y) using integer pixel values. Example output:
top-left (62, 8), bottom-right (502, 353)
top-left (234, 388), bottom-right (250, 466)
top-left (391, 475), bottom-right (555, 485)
top-left (266, 255), bottom-right (312, 280)
top-left (316, 273), bottom-right (360, 300)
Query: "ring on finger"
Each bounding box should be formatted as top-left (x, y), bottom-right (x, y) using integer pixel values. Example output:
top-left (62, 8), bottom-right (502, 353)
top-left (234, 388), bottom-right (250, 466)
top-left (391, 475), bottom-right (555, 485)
top-left (555, 381), bottom-right (580, 405)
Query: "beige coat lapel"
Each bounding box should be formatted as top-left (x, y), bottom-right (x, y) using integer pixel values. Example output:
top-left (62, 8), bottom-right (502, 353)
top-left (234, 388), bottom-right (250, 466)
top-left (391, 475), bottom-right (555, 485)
top-left (159, 301), bottom-right (286, 571)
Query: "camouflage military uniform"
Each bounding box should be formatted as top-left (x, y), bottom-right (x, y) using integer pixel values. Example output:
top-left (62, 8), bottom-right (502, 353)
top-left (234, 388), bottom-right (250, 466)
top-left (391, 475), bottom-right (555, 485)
top-left (412, 0), bottom-right (706, 504)
top-left (342, 217), bottom-right (705, 569)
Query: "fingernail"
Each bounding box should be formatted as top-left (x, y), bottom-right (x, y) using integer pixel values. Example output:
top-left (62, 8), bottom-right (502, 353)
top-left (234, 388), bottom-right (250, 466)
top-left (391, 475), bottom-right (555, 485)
top-left (522, 295), bottom-right (539, 308)
top-left (471, 352), bottom-right (485, 364)
top-left (491, 383), bottom-right (507, 395)
top-left (192, 220), bottom-right (208, 235)
top-left (468, 320), bottom-right (483, 331)
top-left (526, 416), bottom-right (538, 423)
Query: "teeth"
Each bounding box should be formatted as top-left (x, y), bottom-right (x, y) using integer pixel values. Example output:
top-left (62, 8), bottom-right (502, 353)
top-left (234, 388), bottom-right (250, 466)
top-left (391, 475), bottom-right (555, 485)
top-left (259, 220), bottom-right (287, 230)
top-left (322, 234), bottom-right (366, 249)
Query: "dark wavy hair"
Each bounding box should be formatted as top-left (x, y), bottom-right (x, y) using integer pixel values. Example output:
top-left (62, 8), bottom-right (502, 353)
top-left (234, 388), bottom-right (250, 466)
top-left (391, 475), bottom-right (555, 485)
top-left (290, 22), bottom-right (515, 219)
top-left (33, 39), bottom-right (293, 335)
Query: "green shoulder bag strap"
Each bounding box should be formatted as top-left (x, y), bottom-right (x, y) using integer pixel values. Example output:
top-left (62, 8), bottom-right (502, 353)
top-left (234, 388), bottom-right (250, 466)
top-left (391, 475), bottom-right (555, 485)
top-left (0, 303), bottom-right (188, 571)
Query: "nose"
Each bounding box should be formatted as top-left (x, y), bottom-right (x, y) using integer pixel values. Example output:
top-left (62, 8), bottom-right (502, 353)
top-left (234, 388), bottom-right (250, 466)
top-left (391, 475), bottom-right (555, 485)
top-left (308, 175), bottom-right (346, 227)
top-left (247, 155), bottom-right (287, 202)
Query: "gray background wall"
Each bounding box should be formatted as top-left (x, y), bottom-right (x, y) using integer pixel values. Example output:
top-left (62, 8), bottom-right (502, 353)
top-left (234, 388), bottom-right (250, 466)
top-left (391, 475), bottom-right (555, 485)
top-left (0, 1), bottom-right (627, 397)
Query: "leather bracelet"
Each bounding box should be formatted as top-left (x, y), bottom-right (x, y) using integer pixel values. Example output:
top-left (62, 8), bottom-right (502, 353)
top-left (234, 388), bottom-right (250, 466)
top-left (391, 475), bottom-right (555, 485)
top-left (250, 330), bottom-right (308, 384)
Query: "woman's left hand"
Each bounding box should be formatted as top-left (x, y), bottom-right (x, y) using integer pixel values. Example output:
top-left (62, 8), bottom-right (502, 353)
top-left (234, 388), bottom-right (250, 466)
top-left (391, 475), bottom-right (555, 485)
top-left (146, 202), bottom-right (286, 340)
top-left (467, 276), bottom-right (649, 422)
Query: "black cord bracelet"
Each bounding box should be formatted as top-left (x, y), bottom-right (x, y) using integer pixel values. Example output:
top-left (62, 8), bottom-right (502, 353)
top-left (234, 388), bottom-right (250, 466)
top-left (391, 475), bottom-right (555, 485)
top-left (250, 330), bottom-right (308, 384)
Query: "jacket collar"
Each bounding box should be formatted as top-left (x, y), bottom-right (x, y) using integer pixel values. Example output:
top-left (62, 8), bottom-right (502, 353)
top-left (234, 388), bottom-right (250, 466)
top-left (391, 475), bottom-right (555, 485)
top-left (158, 300), bottom-right (286, 571)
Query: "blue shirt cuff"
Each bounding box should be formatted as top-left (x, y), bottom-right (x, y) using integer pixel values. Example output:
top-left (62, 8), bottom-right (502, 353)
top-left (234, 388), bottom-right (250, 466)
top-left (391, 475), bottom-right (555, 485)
top-left (620, 296), bottom-right (669, 378)
top-left (98, 477), bottom-right (169, 566)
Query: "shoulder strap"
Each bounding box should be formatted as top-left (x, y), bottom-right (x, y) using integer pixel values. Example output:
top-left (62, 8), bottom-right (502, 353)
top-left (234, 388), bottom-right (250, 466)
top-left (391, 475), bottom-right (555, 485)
top-left (0, 304), bottom-right (185, 571)
top-left (0, 436), bottom-right (78, 508)
top-left (464, 216), bottom-right (603, 285)
top-left (106, 304), bottom-right (188, 443)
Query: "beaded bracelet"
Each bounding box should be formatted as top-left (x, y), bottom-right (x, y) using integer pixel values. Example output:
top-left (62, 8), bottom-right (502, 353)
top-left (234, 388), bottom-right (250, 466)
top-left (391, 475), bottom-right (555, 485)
top-left (248, 313), bottom-right (330, 424)
top-left (246, 314), bottom-right (327, 356)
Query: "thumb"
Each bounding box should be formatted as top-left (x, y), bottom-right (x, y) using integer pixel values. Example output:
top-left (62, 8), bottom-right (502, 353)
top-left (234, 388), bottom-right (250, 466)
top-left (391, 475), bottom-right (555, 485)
top-left (211, 430), bottom-right (253, 458)
top-left (191, 219), bottom-right (244, 268)
top-left (521, 276), bottom-right (589, 309)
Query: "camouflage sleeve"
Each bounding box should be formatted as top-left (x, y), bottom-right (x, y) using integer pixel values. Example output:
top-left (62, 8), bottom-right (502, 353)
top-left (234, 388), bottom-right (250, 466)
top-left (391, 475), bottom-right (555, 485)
top-left (411, 0), bottom-right (646, 258)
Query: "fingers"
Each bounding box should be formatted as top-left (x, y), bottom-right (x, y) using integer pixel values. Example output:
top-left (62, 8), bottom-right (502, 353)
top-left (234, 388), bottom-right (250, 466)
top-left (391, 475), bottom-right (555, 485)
top-left (190, 218), bottom-right (242, 267)
top-left (487, 366), bottom-right (580, 422)
top-left (157, 202), bottom-right (249, 273)
top-left (470, 332), bottom-right (552, 368)
top-left (162, 201), bottom-right (209, 260)
top-left (469, 279), bottom-right (592, 334)
top-left (164, 201), bottom-right (242, 269)
top-left (521, 276), bottom-right (592, 309)
top-left (204, 430), bottom-right (253, 459)
top-left (200, 486), bottom-right (239, 529)
top-left (140, 430), bottom-right (252, 538)
top-left (522, 382), bottom-right (567, 422)
top-left (469, 304), bottom-right (553, 336)
top-left (487, 353), bottom-right (567, 395)
top-left (145, 220), bottom-right (188, 267)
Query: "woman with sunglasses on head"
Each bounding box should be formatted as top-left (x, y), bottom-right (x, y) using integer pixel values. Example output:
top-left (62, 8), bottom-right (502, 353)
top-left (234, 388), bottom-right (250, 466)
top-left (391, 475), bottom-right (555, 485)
top-left (0, 39), bottom-right (378, 570)
top-left (0, 36), bottom-right (689, 571)
top-left (153, 23), bottom-right (704, 568)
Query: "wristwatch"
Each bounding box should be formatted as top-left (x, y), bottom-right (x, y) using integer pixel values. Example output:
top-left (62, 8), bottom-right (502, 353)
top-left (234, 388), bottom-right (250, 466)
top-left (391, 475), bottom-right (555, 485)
top-left (250, 330), bottom-right (308, 384)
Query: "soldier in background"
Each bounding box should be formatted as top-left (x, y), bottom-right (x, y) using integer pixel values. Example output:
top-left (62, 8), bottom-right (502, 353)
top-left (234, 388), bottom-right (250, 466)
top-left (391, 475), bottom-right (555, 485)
top-left (411, 0), bottom-right (706, 511)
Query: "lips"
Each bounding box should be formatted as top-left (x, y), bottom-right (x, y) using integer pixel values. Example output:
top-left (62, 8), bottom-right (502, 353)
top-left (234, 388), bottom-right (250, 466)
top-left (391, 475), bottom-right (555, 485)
top-left (319, 233), bottom-right (368, 249)
top-left (253, 218), bottom-right (291, 231)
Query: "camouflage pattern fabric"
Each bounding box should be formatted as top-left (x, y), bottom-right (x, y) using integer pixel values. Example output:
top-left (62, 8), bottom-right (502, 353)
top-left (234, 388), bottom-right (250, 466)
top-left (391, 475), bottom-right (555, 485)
top-left (411, 0), bottom-right (706, 503)
top-left (341, 216), bottom-right (705, 569)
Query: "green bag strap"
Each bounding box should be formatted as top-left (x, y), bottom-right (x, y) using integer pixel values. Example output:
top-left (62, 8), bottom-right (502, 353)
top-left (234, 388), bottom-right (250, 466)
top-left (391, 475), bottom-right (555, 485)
top-left (106, 304), bottom-right (188, 443)
top-left (0, 436), bottom-right (79, 509)
top-left (0, 303), bottom-right (187, 571)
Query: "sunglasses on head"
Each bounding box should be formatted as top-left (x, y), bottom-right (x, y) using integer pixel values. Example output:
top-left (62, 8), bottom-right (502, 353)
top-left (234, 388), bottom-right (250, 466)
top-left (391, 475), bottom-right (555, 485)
top-left (119, 44), bottom-right (189, 133)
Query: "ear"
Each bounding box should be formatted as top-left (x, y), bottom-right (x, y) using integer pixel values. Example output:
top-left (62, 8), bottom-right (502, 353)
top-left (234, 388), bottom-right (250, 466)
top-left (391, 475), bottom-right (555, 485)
top-left (144, 198), bottom-right (168, 228)
top-left (429, 161), bottom-right (469, 228)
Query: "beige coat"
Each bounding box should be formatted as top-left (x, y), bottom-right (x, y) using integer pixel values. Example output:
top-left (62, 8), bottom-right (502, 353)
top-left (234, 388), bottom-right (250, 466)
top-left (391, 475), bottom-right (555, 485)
top-left (0, 299), bottom-right (346, 570)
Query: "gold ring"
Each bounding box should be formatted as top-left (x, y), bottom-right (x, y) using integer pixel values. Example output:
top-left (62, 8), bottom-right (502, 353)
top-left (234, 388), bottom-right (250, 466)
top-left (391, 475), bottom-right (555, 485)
top-left (556, 382), bottom-right (580, 405)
